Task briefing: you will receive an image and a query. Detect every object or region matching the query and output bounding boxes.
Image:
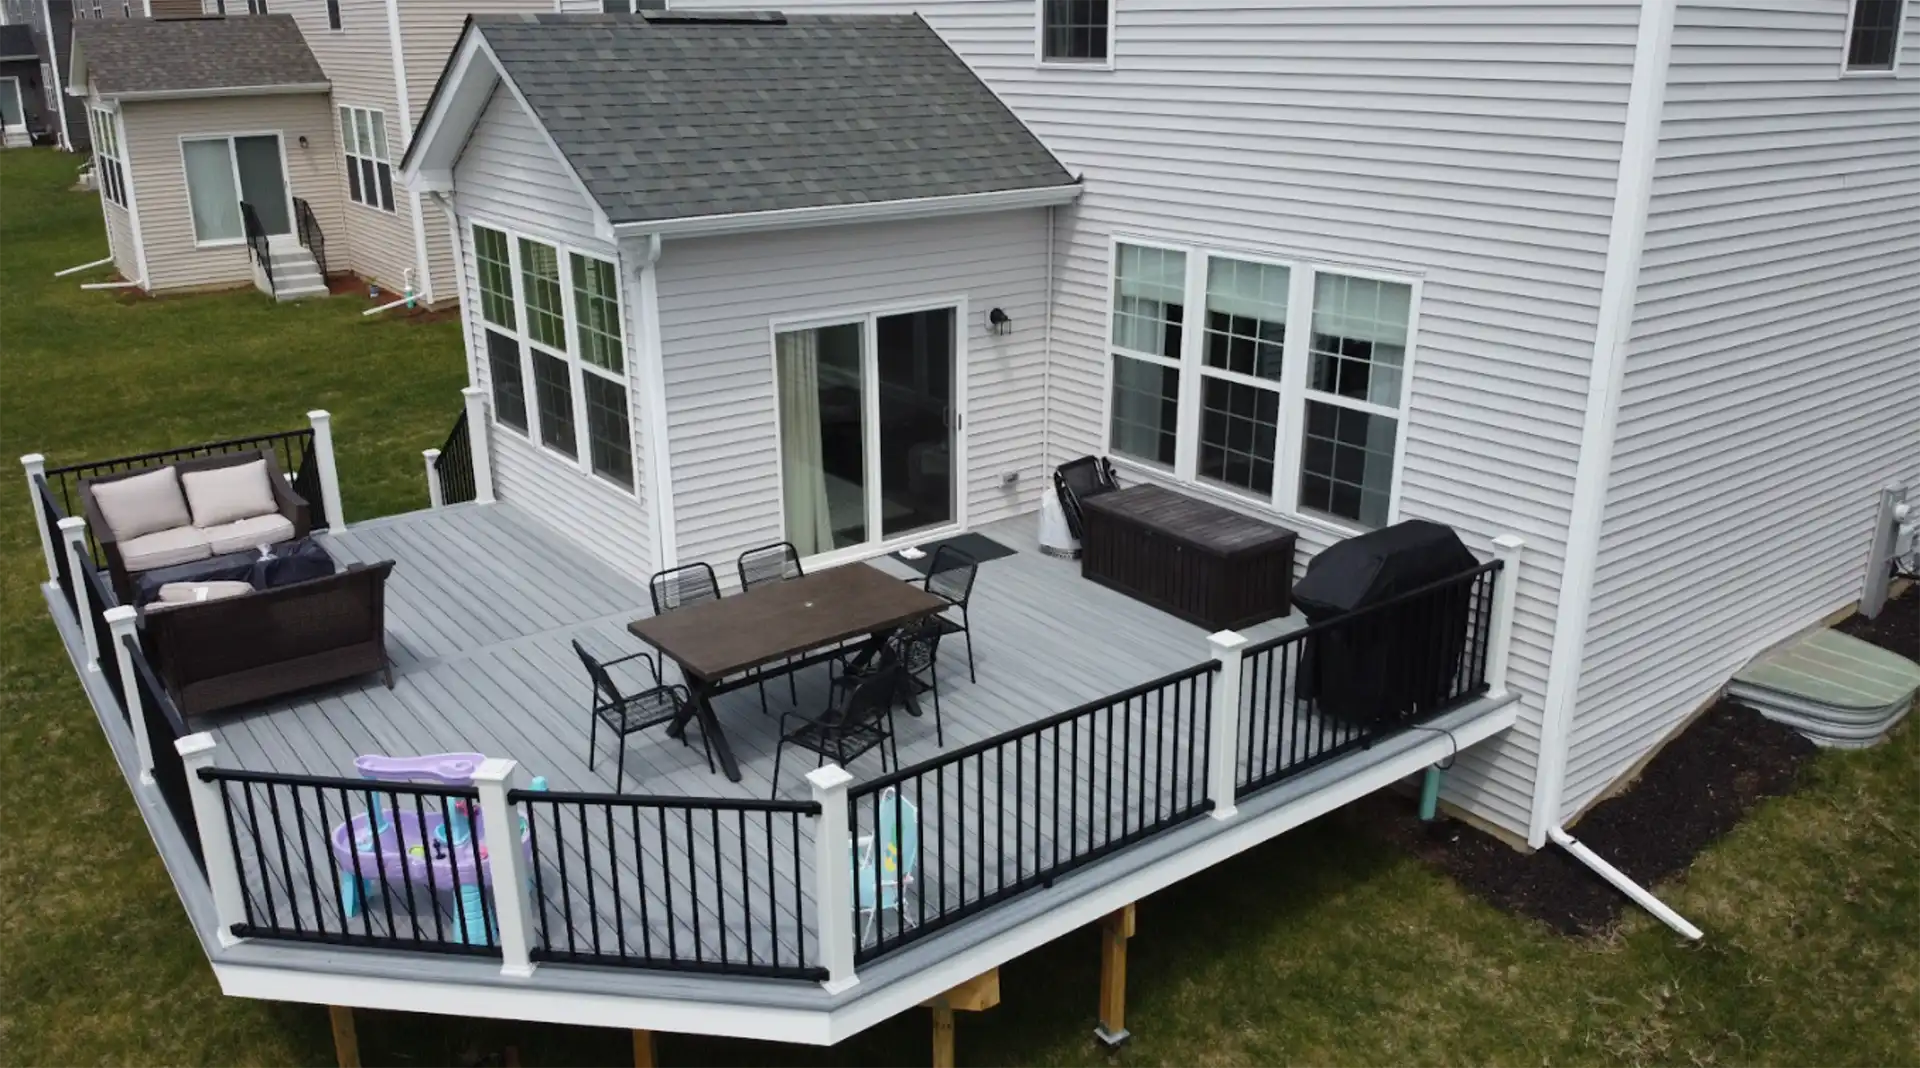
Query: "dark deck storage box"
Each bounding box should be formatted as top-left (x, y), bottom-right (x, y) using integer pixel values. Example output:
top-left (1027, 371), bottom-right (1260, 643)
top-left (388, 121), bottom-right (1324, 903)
top-left (1080, 483), bottom-right (1297, 631)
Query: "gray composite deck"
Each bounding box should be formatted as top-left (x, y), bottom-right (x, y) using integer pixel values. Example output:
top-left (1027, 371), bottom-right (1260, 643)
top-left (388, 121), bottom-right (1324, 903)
top-left (203, 502), bottom-right (1309, 971)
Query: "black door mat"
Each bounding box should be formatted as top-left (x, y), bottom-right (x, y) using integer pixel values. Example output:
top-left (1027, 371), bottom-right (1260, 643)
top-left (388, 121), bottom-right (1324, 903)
top-left (1362, 699), bottom-right (1818, 936)
top-left (893, 532), bottom-right (1018, 575)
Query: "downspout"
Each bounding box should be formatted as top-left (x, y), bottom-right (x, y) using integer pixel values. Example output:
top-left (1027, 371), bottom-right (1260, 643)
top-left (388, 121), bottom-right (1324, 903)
top-left (427, 190), bottom-right (479, 389)
top-left (360, 267), bottom-right (416, 315)
top-left (41, 0), bottom-right (70, 151)
top-left (1527, 0), bottom-right (1677, 849)
top-left (384, 0), bottom-right (433, 306)
top-left (1548, 825), bottom-right (1702, 940)
top-left (1040, 203), bottom-right (1055, 475)
top-left (628, 232), bottom-right (677, 573)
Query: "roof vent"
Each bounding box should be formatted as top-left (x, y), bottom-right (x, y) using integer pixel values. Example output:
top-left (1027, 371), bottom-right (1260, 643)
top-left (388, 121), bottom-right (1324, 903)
top-left (640, 10), bottom-right (787, 25)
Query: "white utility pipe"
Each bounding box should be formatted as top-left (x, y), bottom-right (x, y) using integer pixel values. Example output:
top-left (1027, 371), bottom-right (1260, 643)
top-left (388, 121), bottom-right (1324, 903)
top-left (80, 280), bottom-right (142, 290)
top-left (1548, 826), bottom-right (1703, 941)
top-left (361, 269), bottom-right (418, 316)
top-left (55, 255), bottom-right (114, 277)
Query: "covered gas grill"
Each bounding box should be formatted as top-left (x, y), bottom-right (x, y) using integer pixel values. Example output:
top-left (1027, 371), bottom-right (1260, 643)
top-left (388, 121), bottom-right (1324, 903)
top-left (1292, 520), bottom-right (1480, 726)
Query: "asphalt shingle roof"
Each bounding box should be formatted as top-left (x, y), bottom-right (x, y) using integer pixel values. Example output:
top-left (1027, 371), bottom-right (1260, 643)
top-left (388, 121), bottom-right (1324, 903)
top-left (73, 15), bottom-right (325, 97)
top-left (472, 11), bottom-right (1076, 226)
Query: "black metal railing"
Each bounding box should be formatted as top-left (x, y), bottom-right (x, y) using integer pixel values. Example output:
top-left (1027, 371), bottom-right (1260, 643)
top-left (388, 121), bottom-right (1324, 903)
top-left (514, 788), bottom-right (824, 979)
top-left (78, 561), bottom-right (124, 714)
top-left (241, 201), bottom-right (273, 295)
top-left (293, 196), bottom-right (327, 281)
top-left (199, 767), bottom-right (502, 956)
top-left (434, 410), bottom-right (477, 506)
top-left (32, 474), bottom-right (76, 615)
top-left (126, 635), bottom-right (203, 869)
top-left (1237, 561), bottom-right (1502, 798)
top-left (43, 428), bottom-right (328, 552)
top-left (848, 662), bottom-right (1217, 963)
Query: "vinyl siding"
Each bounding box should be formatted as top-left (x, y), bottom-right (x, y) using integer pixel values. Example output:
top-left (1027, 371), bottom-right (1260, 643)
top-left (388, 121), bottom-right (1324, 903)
top-left (453, 85), bottom-right (655, 580)
top-left (1563, 0), bottom-right (1920, 816)
top-left (116, 93), bottom-right (345, 292)
top-left (653, 210), bottom-right (1054, 575)
top-left (672, 0), bottom-right (1645, 838)
top-left (103, 195), bottom-right (136, 281)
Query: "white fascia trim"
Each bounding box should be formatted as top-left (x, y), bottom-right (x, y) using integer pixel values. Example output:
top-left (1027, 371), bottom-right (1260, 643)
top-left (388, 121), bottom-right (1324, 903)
top-left (107, 83), bottom-right (331, 102)
top-left (396, 25), bottom-right (487, 187)
top-left (1527, 0), bottom-right (1678, 850)
top-left (384, 0), bottom-right (431, 304)
top-left (612, 183), bottom-right (1083, 242)
top-left (625, 233), bottom-right (677, 571)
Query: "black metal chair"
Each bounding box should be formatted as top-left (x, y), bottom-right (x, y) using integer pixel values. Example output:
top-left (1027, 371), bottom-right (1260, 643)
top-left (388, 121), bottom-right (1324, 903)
top-left (832, 617), bottom-right (945, 746)
top-left (648, 561), bottom-right (775, 717)
top-left (1053, 455), bottom-right (1119, 541)
top-left (914, 545), bottom-right (978, 683)
top-left (737, 541), bottom-right (804, 703)
top-left (771, 661), bottom-right (904, 799)
top-left (573, 639), bottom-right (704, 791)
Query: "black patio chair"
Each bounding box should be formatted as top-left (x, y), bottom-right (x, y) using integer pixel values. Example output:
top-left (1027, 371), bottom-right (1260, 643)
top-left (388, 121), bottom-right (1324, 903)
top-left (737, 541), bottom-right (804, 703)
top-left (912, 544), bottom-right (978, 683)
top-left (649, 560), bottom-right (775, 716)
top-left (573, 639), bottom-right (705, 791)
top-left (1052, 455), bottom-right (1119, 541)
top-left (831, 617), bottom-right (945, 746)
top-left (770, 662), bottom-right (904, 799)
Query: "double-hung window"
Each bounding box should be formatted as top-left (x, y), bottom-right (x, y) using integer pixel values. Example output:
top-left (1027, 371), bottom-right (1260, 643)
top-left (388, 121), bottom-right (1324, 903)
top-left (470, 223), bottom-right (636, 492)
top-left (1844, 0), bottom-right (1905, 71)
top-left (1038, 0), bottom-right (1110, 63)
top-left (326, 0), bottom-right (340, 29)
top-left (89, 107), bottom-right (125, 207)
top-left (338, 106), bottom-right (393, 211)
top-left (1105, 240), bottom-right (1417, 530)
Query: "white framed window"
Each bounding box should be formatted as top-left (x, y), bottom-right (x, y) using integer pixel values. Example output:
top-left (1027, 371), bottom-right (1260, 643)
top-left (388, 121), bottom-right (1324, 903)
top-left (89, 107), bottom-right (126, 207)
top-left (338, 105), bottom-right (393, 212)
top-left (325, 0), bottom-right (339, 29)
top-left (1844, 0), bottom-right (1905, 72)
top-left (470, 222), bottom-right (637, 492)
top-left (180, 133), bottom-right (288, 245)
top-left (1103, 238), bottom-right (1420, 531)
top-left (600, 0), bottom-right (666, 11)
top-left (1037, 0), bottom-right (1110, 65)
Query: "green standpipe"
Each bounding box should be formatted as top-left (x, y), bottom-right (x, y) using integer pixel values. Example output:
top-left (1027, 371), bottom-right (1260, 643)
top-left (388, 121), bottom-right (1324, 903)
top-left (1418, 765), bottom-right (1443, 821)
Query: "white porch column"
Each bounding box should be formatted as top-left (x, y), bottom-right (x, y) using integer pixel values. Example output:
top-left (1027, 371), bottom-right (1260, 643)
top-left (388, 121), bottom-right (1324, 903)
top-left (462, 386), bottom-right (495, 504)
top-left (472, 757), bottom-right (536, 977)
top-left (1486, 536), bottom-right (1527, 698)
top-left (306, 410), bottom-right (346, 532)
top-left (59, 516), bottom-right (97, 669)
top-left (808, 764), bottom-right (858, 993)
top-left (21, 454), bottom-right (60, 582)
top-left (178, 733), bottom-right (248, 947)
top-left (1204, 630), bottom-right (1248, 821)
top-left (107, 606), bottom-right (152, 783)
top-left (422, 448), bottom-right (445, 509)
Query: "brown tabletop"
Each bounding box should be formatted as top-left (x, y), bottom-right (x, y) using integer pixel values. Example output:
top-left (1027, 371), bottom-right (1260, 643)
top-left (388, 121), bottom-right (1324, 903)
top-left (628, 561), bottom-right (947, 682)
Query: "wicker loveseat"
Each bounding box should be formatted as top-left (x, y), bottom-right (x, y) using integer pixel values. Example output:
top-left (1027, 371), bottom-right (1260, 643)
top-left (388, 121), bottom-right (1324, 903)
top-left (144, 562), bottom-right (396, 717)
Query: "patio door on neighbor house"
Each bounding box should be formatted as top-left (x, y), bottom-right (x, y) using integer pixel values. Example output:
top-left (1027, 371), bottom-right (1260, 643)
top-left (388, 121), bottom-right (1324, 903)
top-left (775, 303), bottom-right (965, 563)
top-left (182, 133), bottom-right (292, 242)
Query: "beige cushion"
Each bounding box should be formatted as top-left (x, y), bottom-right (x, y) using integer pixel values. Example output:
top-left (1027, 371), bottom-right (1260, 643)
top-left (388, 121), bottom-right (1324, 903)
top-left (202, 512), bottom-right (296, 556)
top-left (90, 468), bottom-right (192, 542)
top-left (157, 580), bottom-right (254, 604)
top-left (183, 458), bottom-right (277, 528)
top-left (120, 526), bottom-right (212, 572)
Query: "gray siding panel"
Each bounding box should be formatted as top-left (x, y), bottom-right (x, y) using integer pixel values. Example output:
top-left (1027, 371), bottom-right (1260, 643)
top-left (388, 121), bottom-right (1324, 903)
top-left (1565, 0), bottom-right (1920, 817)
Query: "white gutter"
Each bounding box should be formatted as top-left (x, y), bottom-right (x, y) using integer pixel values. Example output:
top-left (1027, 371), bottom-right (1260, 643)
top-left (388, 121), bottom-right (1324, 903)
top-left (611, 183), bottom-right (1083, 242)
top-left (1527, 0), bottom-right (1677, 849)
top-left (105, 83), bottom-right (331, 102)
top-left (1548, 826), bottom-right (1702, 940)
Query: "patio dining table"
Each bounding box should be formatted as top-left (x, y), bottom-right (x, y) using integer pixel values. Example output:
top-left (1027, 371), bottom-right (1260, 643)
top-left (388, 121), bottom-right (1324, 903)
top-left (628, 562), bottom-right (949, 782)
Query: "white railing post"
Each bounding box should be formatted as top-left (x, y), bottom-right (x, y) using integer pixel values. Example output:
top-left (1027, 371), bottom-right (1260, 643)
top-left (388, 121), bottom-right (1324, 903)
top-left (422, 448), bottom-right (445, 509)
top-left (178, 733), bottom-right (247, 947)
top-left (461, 386), bottom-right (495, 504)
top-left (59, 516), bottom-right (97, 669)
top-left (21, 454), bottom-right (60, 583)
top-left (807, 764), bottom-right (858, 993)
top-left (107, 606), bottom-right (152, 782)
top-left (1486, 535), bottom-right (1527, 697)
top-left (306, 409), bottom-right (346, 532)
top-left (472, 757), bottom-right (536, 977)
top-left (1205, 630), bottom-right (1248, 821)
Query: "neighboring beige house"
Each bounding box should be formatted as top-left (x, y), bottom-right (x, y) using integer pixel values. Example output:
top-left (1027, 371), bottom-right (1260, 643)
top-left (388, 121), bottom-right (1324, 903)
top-left (69, 15), bottom-right (342, 298)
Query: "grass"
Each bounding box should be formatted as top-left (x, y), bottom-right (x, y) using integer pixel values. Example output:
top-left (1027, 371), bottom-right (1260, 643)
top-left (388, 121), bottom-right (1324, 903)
top-left (2, 145), bottom-right (1916, 1067)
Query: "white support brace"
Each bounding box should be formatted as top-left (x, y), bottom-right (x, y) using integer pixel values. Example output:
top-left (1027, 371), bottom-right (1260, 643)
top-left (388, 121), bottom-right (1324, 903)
top-left (306, 410), bottom-right (346, 532)
top-left (59, 516), bottom-right (96, 670)
top-left (808, 764), bottom-right (858, 993)
top-left (178, 733), bottom-right (248, 947)
top-left (1487, 536), bottom-right (1527, 699)
top-left (21, 454), bottom-right (59, 582)
top-left (472, 758), bottom-right (537, 977)
top-left (1205, 630), bottom-right (1248, 820)
top-left (462, 387), bottom-right (496, 504)
top-left (423, 448), bottom-right (445, 509)
top-left (107, 606), bottom-right (151, 782)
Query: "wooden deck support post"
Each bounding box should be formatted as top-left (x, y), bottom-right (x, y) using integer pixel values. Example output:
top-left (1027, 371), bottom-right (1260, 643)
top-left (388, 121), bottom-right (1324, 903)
top-left (921, 969), bottom-right (1000, 1068)
top-left (328, 1005), bottom-right (360, 1068)
top-left (462, 386), bottom-right (496, 504)
top-left (306, 410), bottom-right (346, 533)
top-left (1095, 903), bottom-right (1136, 1048)
top-left (20, 454), bottom-right (60, 582)
top-left (630, 1028), bottom-right (657, 1068)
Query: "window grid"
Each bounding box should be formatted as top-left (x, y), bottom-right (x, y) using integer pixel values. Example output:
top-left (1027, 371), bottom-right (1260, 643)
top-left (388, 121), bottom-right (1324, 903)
top-left (326, 0), bottom-right (340, 29)
top-left (1299, 401), bottom-right (1396, 529)
top-left (473, 226), bottom-right (516, 331)
top-left (583, 373), bottom-right (634, 488)
top-left (1306, 272), bottom-right (1408, 411)
top-left (531, 350), bottom-right (578, 458)
top-left (1198, 377), bottom-right (1280, 497)
top-left (339, 106), bottom-right (393, 212)
top-left (519, 238), bottom-right (567, 352)
top-left (90, 109), bottom-right (126, 207)
top-left (1109, 353), bottom-right (1179, 468)
top-left (571, 252), bottom-right (624, 374)
top-left (1111, 243), bottom-right (1186, 361)
top-left (1846, 0), bottom-right (1904, 70)
top-left (1040, 0), bottom-right (1109, 62)
top-left (485, 329), bottom-right (529, 433)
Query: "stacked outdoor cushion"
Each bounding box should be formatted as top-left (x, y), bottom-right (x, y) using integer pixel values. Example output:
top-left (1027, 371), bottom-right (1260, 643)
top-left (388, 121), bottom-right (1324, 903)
top-left (89, 458), bottom-right (297, 572)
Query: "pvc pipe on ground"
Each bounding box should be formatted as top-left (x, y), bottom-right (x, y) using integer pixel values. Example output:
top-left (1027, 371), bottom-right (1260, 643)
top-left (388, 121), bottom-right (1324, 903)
top-left (54, 255), bottom-right (113, 277)
top-left (79, 280), bottom-right (141, 290)
top-left (1548, 825), bottom-right (1703, 940)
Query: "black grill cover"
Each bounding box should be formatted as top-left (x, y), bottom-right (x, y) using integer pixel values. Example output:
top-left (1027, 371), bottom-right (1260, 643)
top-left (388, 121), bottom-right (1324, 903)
top-left (1293, 520), bottom-right (1479, 725)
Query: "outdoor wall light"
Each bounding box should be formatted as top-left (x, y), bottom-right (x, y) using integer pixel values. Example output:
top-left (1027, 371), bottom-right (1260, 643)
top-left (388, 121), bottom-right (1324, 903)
top-left (988, 307), bottom-right (1011, 336)
top-left (298, 135), bottom-right (309, 148)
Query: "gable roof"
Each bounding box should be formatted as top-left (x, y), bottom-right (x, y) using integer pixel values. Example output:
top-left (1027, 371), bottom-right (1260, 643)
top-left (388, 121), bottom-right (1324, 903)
top-left (442, 10), bottom-right (1077, 230)
top-left (71, 15), bottom-right (326, 100)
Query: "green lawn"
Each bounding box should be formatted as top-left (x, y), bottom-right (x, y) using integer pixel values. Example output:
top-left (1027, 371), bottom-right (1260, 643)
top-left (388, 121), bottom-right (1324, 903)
top-left (3, 146), bottom-right (1916, 1067)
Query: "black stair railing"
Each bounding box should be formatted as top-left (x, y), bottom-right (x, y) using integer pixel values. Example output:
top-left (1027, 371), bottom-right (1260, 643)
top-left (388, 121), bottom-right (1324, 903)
top-left (293, 196), bottom-right (327, 282)
top-left (434, 410), bottom-right (477, 506)
top-left (240, 201), bottom-right (273, 295)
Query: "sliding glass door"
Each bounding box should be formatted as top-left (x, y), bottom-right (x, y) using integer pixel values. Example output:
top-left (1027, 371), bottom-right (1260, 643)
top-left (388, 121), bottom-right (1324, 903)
top-left (777, 305), bottom-right (961, 560)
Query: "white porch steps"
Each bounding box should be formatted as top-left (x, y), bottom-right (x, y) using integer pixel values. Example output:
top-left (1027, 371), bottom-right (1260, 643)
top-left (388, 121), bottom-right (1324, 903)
top-left (254, 234), bottom-right (328, 302)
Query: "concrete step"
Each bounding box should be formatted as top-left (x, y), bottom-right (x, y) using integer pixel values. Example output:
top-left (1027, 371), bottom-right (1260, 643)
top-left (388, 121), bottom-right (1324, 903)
top-left (273, 280), bottom-right (329, 302)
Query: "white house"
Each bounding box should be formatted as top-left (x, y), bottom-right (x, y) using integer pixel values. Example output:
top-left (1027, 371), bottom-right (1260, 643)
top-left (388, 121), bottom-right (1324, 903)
top-left (401, 1), bottom-right (1918, 854)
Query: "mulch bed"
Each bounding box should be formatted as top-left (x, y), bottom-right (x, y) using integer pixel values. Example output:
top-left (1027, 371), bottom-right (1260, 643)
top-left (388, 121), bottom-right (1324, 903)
top-left (1834, 584), bottom-right (1918, 657)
